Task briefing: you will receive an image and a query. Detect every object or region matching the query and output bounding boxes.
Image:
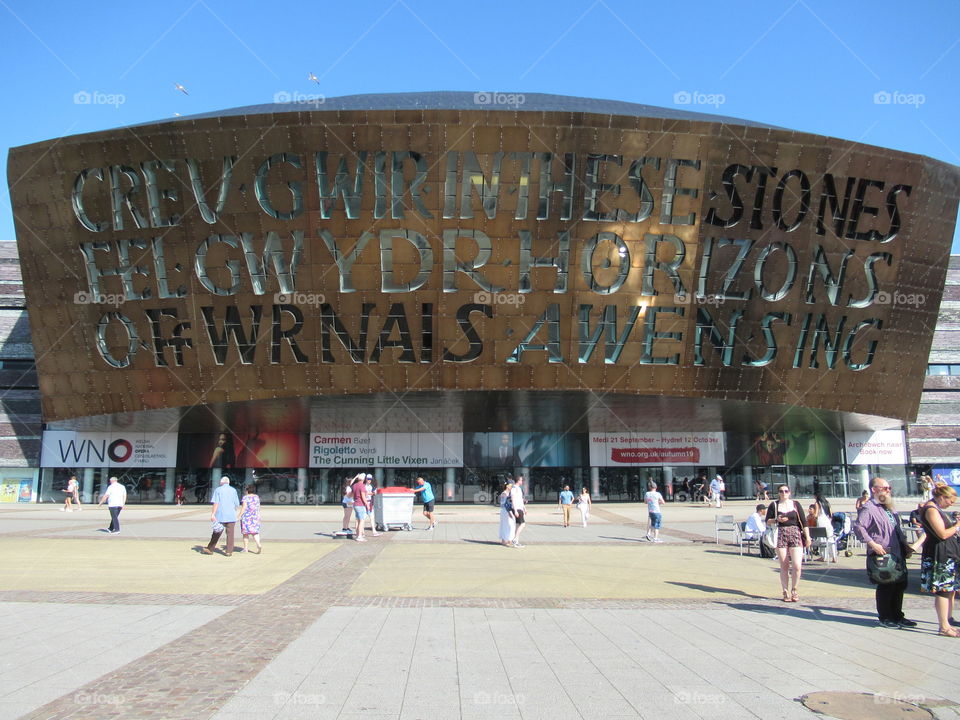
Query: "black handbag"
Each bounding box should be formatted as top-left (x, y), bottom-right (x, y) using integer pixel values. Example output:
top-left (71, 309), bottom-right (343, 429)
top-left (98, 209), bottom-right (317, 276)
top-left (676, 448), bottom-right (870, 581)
top-left (867, 553), bottom-right (906, 585)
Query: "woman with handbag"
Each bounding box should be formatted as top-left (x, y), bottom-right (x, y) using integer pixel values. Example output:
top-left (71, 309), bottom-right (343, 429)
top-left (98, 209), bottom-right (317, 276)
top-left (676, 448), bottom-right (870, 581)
top-left (919, 484), bottom-right (960, 636)
top-left (765, 485), bottom-right (810, 602)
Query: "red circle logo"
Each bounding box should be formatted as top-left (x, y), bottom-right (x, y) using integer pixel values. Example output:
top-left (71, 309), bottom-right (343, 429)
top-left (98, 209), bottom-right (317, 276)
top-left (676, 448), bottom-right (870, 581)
top-left (108, 439), bottom-right (133, 463)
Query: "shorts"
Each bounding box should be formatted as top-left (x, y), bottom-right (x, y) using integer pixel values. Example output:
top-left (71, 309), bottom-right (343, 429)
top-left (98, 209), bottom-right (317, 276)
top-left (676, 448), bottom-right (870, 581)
top-left (354, 506), bottom-right (368, 520)
top-left (423, 501), bottom-right (435, 512)
top-left (514, 509), bottom-right (525, 525)
top-left (777, 525), bottom-right (803, 548)
top-left (649, 512), bottom-right (662, 529)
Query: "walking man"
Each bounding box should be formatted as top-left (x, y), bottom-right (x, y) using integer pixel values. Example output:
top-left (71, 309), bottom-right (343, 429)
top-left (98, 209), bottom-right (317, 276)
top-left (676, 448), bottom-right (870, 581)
top-left (412, 476), bottom-right (436, 530)
top-left (558, 485), bottom-right (574, 527)
top-left (202, 476), bottom-right (241, 555)
top-left (644, 480), bottom-right (665, 542)
top-left (710, 474), bottom-right (724, 508)
top-left (97, 476), bottom-right (126, 534)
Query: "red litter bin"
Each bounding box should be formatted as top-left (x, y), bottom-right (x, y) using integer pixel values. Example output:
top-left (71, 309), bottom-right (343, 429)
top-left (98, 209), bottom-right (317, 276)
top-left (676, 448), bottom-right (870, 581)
top-left (374, 487), bottom-right (415, 531)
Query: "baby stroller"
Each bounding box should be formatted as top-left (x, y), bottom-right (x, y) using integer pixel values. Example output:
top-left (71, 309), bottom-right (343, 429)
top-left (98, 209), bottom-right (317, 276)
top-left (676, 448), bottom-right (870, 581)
top-left (832, 512), bottom-right (854, 556)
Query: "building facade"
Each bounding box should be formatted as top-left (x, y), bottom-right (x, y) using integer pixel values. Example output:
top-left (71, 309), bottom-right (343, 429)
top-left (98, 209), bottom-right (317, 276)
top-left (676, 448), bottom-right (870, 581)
top-left (5, 92), bottom-right (960, 504)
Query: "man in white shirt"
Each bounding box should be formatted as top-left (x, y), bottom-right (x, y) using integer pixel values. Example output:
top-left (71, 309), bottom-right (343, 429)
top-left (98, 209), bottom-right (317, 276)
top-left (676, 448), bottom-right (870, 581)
top-left (710, 474), bottom-right (724, 508)
top-left (97, 476), bottom-right (127, 534)
top-left (744, 504), bottom-right (766, 539)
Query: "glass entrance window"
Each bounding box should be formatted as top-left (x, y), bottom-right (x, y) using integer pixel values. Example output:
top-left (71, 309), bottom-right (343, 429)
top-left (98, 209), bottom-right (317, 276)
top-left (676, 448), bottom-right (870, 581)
top-left (247, 469), bottom-right (299, 504)
top-left (107, 469), bottom-right (168, 503)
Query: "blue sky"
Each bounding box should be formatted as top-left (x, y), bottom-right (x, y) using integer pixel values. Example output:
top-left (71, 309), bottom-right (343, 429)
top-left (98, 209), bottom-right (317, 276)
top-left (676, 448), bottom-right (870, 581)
top-left (2, 0), bottom-right (959, 248)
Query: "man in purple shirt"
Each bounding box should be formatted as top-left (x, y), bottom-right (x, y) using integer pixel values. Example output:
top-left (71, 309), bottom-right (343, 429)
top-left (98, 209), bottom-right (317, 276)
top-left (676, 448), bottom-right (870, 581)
top-left (854, 476), bottom-right (916, 628)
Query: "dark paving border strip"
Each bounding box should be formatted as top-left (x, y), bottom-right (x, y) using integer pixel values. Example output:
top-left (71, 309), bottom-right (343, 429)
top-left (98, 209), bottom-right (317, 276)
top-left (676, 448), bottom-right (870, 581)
top-left (18, 536), bottom-right (392, 720)
top-left (0, 590), bottom-right (251, 606)
top-left (336, 594), bottom-right (934, 612)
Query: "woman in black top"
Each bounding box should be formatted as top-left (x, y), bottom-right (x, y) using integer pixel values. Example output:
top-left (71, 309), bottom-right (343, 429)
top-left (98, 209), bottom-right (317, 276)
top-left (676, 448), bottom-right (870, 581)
top-left (766, 484), bottom-right (810, 602)
top-left (919, 484), bottom-right (960, 636)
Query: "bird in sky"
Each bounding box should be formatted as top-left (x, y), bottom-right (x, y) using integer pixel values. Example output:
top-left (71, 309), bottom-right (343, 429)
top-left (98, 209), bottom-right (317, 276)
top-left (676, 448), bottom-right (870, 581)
top-left (174, 82), bottom-right (189, 95)
top-left (308, 72), bottom-right (319, 84)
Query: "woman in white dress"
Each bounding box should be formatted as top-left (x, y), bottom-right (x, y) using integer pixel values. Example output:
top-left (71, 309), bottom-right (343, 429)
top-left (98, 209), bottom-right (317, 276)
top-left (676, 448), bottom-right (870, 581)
top-left (814, 493), bottom-right (837, 562)
top-left (577, 487), bottom-right (592, 527)
top-left (498, 481), bottom-right (515, 546)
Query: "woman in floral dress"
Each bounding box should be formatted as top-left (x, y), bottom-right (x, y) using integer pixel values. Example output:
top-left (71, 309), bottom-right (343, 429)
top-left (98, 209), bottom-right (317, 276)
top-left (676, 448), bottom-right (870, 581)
top-left (239, 485), bottom-right (262, 554)
top-left (919, 484), bottom-right (960, 636)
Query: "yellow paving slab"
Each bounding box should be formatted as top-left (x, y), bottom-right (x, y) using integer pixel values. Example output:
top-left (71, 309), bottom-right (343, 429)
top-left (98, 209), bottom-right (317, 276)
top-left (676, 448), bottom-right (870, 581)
top-left (352, 544), bottom-right (878, 600)
top-left (0, 539), bottom-right (336, 595)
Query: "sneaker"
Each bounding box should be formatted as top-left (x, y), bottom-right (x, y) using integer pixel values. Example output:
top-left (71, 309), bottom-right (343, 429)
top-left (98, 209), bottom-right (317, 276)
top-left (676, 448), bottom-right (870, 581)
top-left (653, 538), bottom-right (663, 543)
top-left (513, 542), bottom-right (524, 548)
top-left (950, 617), bottom-right (960, 627)
top-left (356, 536), bottom-right (366, 542)
top-left (879, 620), bottom-right (901, 629)
top-left (645, 533), bottom-right (651, 541)
top-left (425, 525), bottom-right (434, 531)
top-left (66, 509), bottom-right (73, 512)
top-left (898, 618), bottom-right (918, 628)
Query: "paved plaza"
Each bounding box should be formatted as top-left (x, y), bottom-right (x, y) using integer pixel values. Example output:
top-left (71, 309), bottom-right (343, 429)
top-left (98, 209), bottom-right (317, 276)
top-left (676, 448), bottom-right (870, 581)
top-left (1, 499), bottom-right (959, 719)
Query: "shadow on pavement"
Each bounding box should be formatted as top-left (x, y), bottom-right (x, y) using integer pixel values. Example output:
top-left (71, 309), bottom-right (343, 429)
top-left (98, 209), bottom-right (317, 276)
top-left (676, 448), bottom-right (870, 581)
top-left (724, 601), bottom-right (881, 627)
top-left (666, 581), bottom-right (768, 599)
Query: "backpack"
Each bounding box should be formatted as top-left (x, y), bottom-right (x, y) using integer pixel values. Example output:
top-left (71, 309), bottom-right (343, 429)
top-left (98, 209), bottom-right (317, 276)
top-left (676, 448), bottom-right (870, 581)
top-left (504, 494), bottom-right (514, 513)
